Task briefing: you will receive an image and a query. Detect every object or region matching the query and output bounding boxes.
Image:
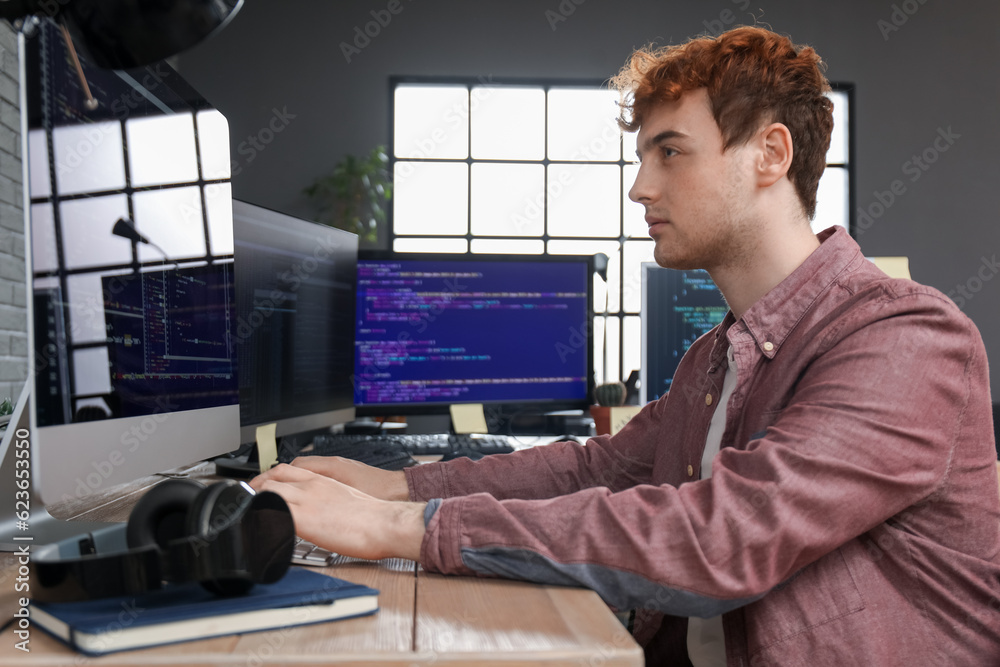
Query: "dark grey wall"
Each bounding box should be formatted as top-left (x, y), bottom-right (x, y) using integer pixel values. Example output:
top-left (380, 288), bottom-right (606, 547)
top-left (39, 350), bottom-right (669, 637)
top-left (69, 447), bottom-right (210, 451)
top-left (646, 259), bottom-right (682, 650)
top-left (176, 0), bottom-right (1000, 393)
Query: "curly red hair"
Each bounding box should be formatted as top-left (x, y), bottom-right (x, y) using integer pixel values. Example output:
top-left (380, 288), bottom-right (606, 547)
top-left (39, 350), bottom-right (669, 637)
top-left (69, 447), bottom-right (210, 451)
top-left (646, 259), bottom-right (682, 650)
top-left (611, 26), bottom-right (833, 219)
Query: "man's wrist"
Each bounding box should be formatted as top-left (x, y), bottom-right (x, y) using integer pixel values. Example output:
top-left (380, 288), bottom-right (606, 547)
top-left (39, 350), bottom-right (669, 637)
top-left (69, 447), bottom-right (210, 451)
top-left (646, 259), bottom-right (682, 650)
top-left (384, 501), bottom-right (427, 561)
top-left (384, 469), bottom-right (411, 502)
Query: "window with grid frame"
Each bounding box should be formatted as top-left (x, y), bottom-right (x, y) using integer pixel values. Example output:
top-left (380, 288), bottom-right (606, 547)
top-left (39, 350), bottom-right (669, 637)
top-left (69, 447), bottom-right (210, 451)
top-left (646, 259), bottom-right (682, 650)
top-left (389, 78), bottom-right (853, 386)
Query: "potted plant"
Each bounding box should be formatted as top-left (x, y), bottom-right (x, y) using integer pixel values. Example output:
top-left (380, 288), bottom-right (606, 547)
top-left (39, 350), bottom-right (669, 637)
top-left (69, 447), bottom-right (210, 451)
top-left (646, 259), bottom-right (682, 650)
top-left (303, 146), bottom-right (392, 245)
top-left (590, 381), bottom-right (626, 436)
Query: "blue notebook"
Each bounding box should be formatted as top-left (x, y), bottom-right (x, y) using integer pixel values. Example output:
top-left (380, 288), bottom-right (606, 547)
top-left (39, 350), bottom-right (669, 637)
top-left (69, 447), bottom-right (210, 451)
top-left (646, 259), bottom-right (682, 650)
top-left (29, 567), bottom-right (379, 656)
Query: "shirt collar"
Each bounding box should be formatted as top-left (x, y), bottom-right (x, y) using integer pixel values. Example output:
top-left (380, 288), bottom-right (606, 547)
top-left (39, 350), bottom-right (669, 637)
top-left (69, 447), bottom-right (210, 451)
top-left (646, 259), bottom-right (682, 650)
top-left (711, 226), bottom-right (865, 364)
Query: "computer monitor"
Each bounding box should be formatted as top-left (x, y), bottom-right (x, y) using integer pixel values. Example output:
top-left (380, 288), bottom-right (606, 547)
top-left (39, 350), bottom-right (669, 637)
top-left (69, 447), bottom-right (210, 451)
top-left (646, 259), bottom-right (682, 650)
top-left (225, 200), bottom-right (357, 463)
top-left (353, 252), bottom-right (594, 433)
top-left (640, 263), bottom-right (730, 403)
top-left (1, 20), bottom-right (239, 547)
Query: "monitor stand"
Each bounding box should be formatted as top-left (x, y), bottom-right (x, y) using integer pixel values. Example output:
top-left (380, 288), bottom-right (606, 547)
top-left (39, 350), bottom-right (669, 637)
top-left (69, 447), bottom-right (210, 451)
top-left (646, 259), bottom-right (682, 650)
top-left (213, 443), bottom-right (262, 479)
top-left (0, 383), bottom-right (117, 551)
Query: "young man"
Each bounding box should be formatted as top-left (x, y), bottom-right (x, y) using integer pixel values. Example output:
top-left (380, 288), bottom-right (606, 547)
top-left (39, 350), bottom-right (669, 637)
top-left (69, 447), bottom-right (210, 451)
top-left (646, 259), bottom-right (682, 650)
top-left (252, 27), bottom-right (1000, 665)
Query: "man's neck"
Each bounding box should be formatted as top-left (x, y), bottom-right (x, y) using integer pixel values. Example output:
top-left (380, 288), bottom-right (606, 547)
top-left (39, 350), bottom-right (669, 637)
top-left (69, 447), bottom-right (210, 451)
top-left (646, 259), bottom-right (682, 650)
top-left (710, 221), bottom-right (820, 320)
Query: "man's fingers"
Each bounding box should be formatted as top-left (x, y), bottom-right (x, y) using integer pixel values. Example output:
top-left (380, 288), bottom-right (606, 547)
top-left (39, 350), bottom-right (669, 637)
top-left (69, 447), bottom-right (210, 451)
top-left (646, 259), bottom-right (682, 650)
top-left (249, 462), bottom-right (316, 491)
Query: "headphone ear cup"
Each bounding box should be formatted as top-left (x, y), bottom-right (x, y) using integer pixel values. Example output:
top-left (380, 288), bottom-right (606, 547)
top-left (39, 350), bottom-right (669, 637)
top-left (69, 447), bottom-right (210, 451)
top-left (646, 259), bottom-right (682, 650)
top-left (185, 480), bottom-right (257, 597)
top-left (126, 478), bottom-right (206, 551)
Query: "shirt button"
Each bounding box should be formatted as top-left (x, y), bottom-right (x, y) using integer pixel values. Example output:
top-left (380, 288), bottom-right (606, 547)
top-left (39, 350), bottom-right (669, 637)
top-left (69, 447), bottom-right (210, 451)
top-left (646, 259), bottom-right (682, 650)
top-left (687, 464), bottom-right (694, 477)
top-left (763, 341), bottom-right (774, 352)
top-left (705, 393), bottom-right (713, 406)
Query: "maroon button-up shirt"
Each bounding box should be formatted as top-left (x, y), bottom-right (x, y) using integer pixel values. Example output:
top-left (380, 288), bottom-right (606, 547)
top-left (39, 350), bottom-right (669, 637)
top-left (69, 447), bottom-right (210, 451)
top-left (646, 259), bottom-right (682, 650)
top-left (407, 227), bottom-right (1000, 665)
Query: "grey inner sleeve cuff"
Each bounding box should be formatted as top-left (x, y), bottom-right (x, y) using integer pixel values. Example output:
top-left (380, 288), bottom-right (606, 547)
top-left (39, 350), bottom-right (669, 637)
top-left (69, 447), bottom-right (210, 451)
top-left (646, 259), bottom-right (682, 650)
top-left (461, 546), bottom-right (766, 617)
top-left (423, 498), bottom-right (443, 526)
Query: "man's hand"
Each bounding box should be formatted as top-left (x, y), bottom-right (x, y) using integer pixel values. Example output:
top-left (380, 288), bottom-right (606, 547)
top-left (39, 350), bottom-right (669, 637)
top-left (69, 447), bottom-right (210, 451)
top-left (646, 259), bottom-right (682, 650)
top-left (250, 463), bottom-right (426, 561)
top-left (283, 455), bottom-right (410, 501)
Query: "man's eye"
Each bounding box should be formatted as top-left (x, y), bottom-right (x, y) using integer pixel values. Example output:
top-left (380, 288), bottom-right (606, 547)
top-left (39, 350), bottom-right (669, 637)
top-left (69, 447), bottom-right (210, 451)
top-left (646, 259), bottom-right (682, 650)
top-left (662, 146), bottom-right (678, 158)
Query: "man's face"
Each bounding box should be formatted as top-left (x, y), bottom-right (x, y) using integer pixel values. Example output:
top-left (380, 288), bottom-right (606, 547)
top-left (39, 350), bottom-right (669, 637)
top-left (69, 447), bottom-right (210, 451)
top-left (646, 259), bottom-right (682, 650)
top-left (629, 88), bottom-right (760, 271)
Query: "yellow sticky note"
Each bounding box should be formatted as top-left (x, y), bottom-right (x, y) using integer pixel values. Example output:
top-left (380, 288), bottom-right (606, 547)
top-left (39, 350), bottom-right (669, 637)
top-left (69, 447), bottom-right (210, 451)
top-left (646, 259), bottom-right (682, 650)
top-left (450, 403), bottom-right (488, 434)
top-left (869, 256), bottom-right (911, 280)
top-left (610, 406), bottom-right (642, 435)
top-left (256, 423), bottom-right (278, 473)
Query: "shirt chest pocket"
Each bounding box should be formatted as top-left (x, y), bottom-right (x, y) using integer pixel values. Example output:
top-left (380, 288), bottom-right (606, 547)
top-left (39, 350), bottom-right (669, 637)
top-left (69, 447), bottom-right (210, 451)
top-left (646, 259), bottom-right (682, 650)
top-left (742, 547), bottom-right (865, 656)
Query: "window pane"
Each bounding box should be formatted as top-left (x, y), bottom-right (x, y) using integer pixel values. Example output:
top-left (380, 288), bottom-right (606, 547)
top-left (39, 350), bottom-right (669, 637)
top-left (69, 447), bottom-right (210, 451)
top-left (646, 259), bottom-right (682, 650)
top-left (622, 239), bottom-right (655, 313)
top-left (547, 164), bottom-right (621, 238)
top-left (196, 109), bottom-right (232, 180)
top-left (471, 87), bottom-right (545, 160)
top-left (471, 163), bottom-right (544, 237)
top-left (66, 272), bottom-right (121, 344)
top-left (132, 186), bottom-right (207, 261)
top-left (73, 347), bottom-right (111, 396)
top-left (622, 129), bottom-right (638, 164)
top-left (393, 162), bottom-right (468, 236)
top-left (812, 166), bottom-right (849, 235)
top-left (30, 204), bottom-right (57, 273)
top-left (622, 163), bottom-right (646, 238)
top-left (127, 114), bottom-right (199, 187)
top-left (205, 183), bottom-right (234, 256)
top-left (623, 315), bottom-right (641, 383)
top-left (393, 237), bottom-right (468, 253)
top-left (59, 195), bottom-right (131, 270)
top-left (827, 90), bottom-right (849, 165)
top-left (53, 122), bottom-right (125, 195)
top-left (592, 315), bottom-right (605, 386)
top-left (547, 88), bottom-right (621, 162)
top-left (28, 129), bottom-right (51, 198)
top-left (471, 238), bottom-right (544, 254)
top-left (597, 316), bottom-right (621, 387)
top-left (394, 84), bottom-right (469, 159)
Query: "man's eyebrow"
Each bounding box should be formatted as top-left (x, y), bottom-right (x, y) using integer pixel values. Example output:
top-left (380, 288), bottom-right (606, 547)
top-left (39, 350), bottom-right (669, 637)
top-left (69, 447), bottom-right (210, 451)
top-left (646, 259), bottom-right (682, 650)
top-left (636, 130), bottom-right (689, 159)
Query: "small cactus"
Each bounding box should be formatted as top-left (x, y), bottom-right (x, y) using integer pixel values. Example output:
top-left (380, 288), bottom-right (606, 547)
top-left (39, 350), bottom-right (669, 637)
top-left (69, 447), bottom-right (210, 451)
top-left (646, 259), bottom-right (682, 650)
top-left (594, 381), bottom-right (626, 407)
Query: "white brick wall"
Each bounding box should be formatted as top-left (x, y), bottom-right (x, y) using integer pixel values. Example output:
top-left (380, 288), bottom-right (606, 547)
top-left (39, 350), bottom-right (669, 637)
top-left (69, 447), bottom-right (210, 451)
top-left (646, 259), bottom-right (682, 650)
top-left (0, 22), bottom-right (26, 404)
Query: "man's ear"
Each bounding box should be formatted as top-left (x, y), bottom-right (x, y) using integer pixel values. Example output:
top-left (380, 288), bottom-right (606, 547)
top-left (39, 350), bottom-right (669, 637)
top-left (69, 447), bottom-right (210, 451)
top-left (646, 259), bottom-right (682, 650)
top-left (755, 122), bottom-right (794, 187)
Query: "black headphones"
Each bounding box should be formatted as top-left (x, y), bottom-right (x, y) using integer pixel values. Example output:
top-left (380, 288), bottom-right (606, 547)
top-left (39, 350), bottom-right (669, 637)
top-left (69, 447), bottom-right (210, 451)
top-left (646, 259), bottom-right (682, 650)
top-left (30, 478), bottom-right (295, 602)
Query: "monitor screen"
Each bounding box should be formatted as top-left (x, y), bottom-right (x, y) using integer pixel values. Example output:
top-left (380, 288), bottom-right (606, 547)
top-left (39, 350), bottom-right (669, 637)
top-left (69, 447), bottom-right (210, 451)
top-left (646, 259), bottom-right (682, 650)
top-left (640, 264), bottom-right (729, 403)
top-left (21, 19), bottom-right (239, 508)
top-left (354, 253), bottom-right (594, 419)
top-left (232, 200), bottom-right (358, 445)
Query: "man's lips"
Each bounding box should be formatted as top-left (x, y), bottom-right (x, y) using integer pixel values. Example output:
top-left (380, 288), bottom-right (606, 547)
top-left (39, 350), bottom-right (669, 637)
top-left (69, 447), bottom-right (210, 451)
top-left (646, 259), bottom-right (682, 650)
top-left (646, 216), bottom-right (669, 233)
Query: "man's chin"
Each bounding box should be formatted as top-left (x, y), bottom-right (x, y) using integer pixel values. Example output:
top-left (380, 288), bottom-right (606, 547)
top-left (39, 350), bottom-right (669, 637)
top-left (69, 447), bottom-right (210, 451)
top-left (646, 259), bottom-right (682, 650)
top-left (653, 250), bottom-right (705, 271)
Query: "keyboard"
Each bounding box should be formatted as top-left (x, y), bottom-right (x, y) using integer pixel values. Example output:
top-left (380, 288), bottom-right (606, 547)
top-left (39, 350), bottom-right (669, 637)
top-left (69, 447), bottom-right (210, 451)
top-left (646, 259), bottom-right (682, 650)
top-left (287, 432), bottom-right (518, 468)
top-left (292, 536), bottom-right (338, 566)
top-left (286, 435), bottom-right (420, 470)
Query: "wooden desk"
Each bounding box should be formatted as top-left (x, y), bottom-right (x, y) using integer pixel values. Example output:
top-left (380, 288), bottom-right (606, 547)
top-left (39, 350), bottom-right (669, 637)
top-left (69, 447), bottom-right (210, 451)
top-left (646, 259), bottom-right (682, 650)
top-left (0, 463), bottom-right (642, 666)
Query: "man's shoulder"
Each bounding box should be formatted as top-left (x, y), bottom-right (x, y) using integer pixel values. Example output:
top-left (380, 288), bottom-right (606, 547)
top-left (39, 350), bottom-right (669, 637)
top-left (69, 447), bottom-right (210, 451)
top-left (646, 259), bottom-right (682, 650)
top-left (837, 264), bottom-right (970, 326)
